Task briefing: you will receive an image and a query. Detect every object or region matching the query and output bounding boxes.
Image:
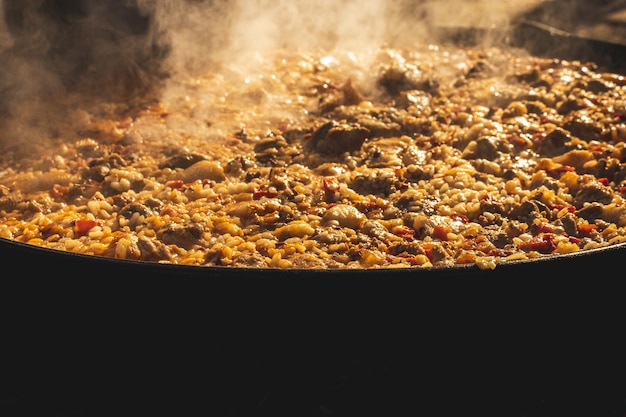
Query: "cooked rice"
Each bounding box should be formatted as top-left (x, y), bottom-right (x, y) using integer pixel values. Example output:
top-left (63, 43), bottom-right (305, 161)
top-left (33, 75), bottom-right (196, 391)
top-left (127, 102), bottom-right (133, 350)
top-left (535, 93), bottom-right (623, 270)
top-left (2, 45), bottom-right (626, 269)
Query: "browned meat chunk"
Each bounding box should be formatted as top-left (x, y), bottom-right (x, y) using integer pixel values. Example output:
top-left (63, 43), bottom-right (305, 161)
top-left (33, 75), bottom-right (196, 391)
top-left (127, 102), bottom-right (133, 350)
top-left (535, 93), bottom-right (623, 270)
top-left (135, 236), bottom-right (173, 262)
top-left (304, 121), bottom-right (370, 156)
top-left (535, 128), bottom-right (579, 157)
top-left (573, 182), bottom-right (614, 208)
top-left (157, 222), bottom-right (204, 249)
top-left (119, 202), bottom-right (156, 219)
top-left (378, 67), bottom-right (439, 96)
top-left (160, 152), bottom-right (207, 170)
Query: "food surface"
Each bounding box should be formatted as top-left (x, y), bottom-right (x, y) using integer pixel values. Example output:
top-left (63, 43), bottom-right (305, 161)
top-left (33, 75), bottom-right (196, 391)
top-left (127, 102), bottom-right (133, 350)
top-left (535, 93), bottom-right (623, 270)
top-left (2, 44), bottom-right (626, 269)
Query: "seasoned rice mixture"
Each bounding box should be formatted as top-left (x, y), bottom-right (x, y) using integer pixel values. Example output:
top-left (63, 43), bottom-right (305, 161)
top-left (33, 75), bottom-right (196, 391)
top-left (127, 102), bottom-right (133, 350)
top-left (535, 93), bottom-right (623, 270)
top-left (2, 45), bottom-right (626, 269)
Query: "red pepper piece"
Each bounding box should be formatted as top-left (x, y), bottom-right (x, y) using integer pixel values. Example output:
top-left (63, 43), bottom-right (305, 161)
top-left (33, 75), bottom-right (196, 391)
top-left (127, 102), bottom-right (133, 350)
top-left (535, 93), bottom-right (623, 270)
top-left (547, 165), bottom-right (575, 178)
top-left (551, 204), bottom-right (576, 213)
top-left (519, 233), bottom-right (556, 254)
top-left (578, 223), bottom-right (598, 237)
top-left (488, 248), bottom-right (509, 257)
top-left (322, 178), bottom-right (340, 201)
top-left (75, 219), bottom-right (98, 235)
top-left (392, 226), bottom-right (414, 239)
top-left (535, 222), bottom-right (557, 234)
top-left (450, 213), bottom-right (469, 223)
top-left (394, 252), bottom-right (421, 266)
top-left (166, 180), bottom-right (184, 189)
top-left (423, 245), bottom-right (434, 262)
top-left (433, 224), bottom-right (450, 241)
top-left (50, 184), bottom-right (70, 199)
top-left (252, 187), bottom-right (279, 200)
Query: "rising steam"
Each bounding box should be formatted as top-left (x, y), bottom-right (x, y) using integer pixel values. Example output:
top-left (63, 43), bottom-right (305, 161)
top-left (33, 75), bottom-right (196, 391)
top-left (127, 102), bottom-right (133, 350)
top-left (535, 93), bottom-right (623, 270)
top-left (0, 0), bottom-right (534, 149)
top-left (154, 0), bottom-right (523, 76)
top-left (0, 0), bottom-right (529, 103)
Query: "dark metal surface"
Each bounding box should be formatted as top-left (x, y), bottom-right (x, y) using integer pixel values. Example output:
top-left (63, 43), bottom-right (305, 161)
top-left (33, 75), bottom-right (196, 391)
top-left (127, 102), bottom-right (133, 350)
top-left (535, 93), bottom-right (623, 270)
top-left (434, 20), bottom-right (626, 73)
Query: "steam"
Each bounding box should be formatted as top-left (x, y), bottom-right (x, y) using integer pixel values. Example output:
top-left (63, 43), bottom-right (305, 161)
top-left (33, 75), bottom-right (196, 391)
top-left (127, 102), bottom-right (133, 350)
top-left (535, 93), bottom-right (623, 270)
top-left (155, 0), bottom-right (430, 76)
top-left (0, 0), bottom-right (528, 101)
top-left (0, 0), bottom-right (532, 150)
top-left (145, 0), bottom-right (517, 79)
top-left (226, 0), bottom-right (390, 54)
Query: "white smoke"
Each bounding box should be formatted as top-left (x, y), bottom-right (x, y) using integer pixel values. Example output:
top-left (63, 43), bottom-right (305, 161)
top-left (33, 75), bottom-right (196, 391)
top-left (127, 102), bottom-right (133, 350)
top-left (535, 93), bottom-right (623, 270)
top-left (0, 0), bottom-right (530, 142)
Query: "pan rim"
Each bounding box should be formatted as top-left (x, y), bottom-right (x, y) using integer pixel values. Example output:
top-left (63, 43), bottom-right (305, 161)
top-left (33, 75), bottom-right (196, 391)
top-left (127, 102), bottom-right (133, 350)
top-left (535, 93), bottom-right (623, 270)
top-left (2, 235), bottom-right (623, 274)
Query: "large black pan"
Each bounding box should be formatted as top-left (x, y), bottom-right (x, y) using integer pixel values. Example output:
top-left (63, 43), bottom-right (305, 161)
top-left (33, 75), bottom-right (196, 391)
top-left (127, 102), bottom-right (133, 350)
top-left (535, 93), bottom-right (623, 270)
top-left (435, 18), bottom-right (626, 73)
top-left (1, 1), bottom-right (624, 337)
top-left (2, 1), bottom-right (626, 282)
top-left (2, 236), bottom-right (624, 416)
top-left (2, 15), bottom-right (626, 280)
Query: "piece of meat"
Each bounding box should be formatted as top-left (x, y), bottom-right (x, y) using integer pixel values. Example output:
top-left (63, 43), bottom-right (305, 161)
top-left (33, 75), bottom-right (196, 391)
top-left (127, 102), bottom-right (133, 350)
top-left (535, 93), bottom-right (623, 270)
top-left (573, 182), bottom-right (614, 208)
top-left (157, 222), bottom-right (204, 249)
top-left (535, 128), bottom-right (579, 157)
top-left (304, 121), bottom-right (370, 157)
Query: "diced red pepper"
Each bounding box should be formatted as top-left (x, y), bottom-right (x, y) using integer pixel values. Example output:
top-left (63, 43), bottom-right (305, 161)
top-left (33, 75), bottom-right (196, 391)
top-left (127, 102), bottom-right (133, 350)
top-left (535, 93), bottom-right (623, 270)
top-left (550, 204), bottom-right (576, 213)
top-left (433, 224), bottom-right (450, 241)
top-left (518, 233), bottom-right (556, 254)
top-left (392, 226), bottom-right (414, 239)
top-left (578, 223), bottom-right (598, 237)
top-left (597, 177), bottom-right (609, 186)
top-left (508, 135), bottom-right (528, 146)
top-left (423, 244), bottom-right (434, 262)
top-left (252, 187), bottom-right (279, 200)
top-left (50, 184), bottom-right (70, 199)
top-left (393, 252), bottom-right (421, 266)
top-left (535, 222), bottom-right (557, 234)
top-left (75, 219), bottom-right (98, 235)
top-left (488, 248), bottom-right (509, 257)
top-left (322, 178), bottom-right (340, 201)
top-left (166, 180), bottom-right (184, 189)
top-left (547, 165), bottom-right (575, 177)
top-left (450, 213), bottom-right (469, 223)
